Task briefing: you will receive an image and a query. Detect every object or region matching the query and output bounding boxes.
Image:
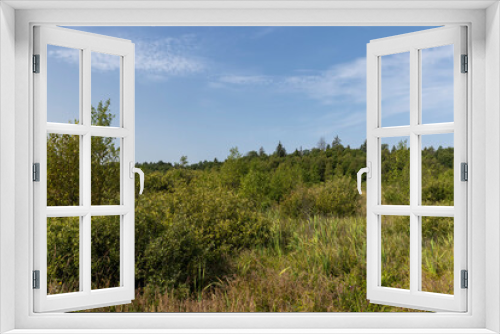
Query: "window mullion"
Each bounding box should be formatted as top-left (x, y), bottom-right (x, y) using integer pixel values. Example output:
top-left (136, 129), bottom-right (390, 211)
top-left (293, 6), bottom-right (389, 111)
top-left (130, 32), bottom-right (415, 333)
top-left (82, 47), bottom-right (92, 294)
top-left (409, 47), bottom-right (420, 294)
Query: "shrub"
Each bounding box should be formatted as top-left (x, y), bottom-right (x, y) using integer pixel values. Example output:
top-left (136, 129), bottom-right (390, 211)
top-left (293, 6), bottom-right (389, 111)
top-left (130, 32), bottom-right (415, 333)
top-left (280, 176), bottom-right (359, 218)
top-left (280, 187), bottom-right (315, 218)
top-left (240, 168), bottom-right (272, 210)
top-left (140, 175), bottom-right (272, 291)
top-left (313, 176), bottom-right (359, 216)
top-left (145, 169), bottom-right (198, 193)
top-left (422, 169), bottom-right (454, 205)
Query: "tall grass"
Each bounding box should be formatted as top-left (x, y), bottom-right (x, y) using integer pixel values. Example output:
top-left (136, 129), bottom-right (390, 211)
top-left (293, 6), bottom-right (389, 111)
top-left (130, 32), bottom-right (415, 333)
top-left (79, 213), bottom-right (452, 312)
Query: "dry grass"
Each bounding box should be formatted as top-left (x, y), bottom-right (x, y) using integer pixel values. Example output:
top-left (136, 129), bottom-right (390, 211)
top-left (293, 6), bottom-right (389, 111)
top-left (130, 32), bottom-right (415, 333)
top-left (78, 214), bottom-right (451, 313)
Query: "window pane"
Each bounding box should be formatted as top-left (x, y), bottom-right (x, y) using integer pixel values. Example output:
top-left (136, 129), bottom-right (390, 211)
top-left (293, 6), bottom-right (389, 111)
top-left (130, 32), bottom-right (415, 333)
top-left (47, 45), bottom-right (80, 124)
top-left (381, 52), bottom-right (410, 127)
top-left (47, 217), bottom-right (80, 294)
top-left (91, 52), bottom-right (121, 127)
top-left (91, 216), bottom-right (120, 289)
top-left (421, 216), bottom-right (454, 294)
top-left (421, 133), bottom-right (454, 206)
top-left (381, 215), bottom-right (410, 290)
top-left (421, 45), bottom-right (454, 124)
top-left (91, 137), bottom-right (120, 205)
top-left (381, 137), bottom-right (410, 205)
top-left (47, 133), bottom-right (80, 206)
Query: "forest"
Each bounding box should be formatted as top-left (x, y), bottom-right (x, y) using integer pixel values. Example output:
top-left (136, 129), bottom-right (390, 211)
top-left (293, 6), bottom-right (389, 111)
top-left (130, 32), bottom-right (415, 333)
top-left (46, 100), bottom-right (454, 312)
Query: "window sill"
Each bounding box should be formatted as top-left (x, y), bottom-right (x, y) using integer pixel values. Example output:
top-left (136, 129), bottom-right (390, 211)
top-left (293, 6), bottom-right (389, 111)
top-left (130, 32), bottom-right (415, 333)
top-left (4, 330), bottom-right (497, 334)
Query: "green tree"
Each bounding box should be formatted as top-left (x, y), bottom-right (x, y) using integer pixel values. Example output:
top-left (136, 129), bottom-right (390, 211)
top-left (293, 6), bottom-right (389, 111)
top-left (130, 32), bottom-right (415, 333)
top-left (90, 99), bottom-right (120, 205)
top-left (258, 146), bottom-right (266, 157)
top-left (274, 141), bottom-right (287, 157)
top-left (220, 147), bottom-right (247, 189)
top-left (47, 99), bottom-right (121, 292)
top-left (179, 156), bottom-right (189, 168)
top-left (332, 135), bottom-right (343, 148)
top-left (47, 133), bottom-right (80, 206)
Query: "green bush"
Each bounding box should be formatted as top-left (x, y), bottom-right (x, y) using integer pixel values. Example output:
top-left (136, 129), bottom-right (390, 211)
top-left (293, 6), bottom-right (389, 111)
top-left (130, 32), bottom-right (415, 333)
top-left (314, 176), bottom-right (359, 216)
top-left (422, 169), bottom-right (454, 206)
top-left (239, 168), bottom-right (272, 209)
top-left (47, 217), bottom-right (80, 294)
top-left (47, 215), bottom-right (122, 292)
top-left (279, 187), bottom-right (315, 218)
top-left (280, 176), bottom-right (359, 218)
top-left (140, 175), bottom-right (272, 290)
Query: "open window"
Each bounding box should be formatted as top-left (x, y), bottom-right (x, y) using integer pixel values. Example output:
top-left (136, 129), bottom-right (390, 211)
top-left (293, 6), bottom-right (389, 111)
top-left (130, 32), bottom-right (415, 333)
top-left (33, 26), bottom-right (139, 312)
top-left (361, 26), bottom-right (467, 312)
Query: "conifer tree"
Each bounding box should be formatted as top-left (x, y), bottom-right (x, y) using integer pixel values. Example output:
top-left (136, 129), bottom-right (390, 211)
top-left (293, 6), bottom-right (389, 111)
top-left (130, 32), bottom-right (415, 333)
top-left (274, 141), bottom-right (287, 157)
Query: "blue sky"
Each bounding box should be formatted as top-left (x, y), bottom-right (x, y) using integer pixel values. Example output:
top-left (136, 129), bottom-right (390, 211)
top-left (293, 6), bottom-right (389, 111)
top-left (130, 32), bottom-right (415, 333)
top-left (48, 26), bottom-right (454, 164)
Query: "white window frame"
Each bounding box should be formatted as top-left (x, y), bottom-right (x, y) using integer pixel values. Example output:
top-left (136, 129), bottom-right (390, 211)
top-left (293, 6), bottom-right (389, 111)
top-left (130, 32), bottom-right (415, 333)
top-left (1, 1), bottom-right (499, 333)
top-left (365, 26), bottom-right (468, 312)
top-left (33, 26), bottom-right (136, 313)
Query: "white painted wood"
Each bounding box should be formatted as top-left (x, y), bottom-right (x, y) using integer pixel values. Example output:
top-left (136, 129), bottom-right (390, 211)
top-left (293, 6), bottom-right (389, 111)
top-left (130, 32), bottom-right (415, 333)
top-left (413, 123), bottom-right (455, 135)
top-left (485, 3), bottom-right (500, 332)
top-left (10, 6), bottom-right (487, 333)
top-left (409, 45), bottom-right (420, 297)
top-left (1, 329), bottom-right (498, 334)
top-left (2, 329), bottom-right (498, 334)
top-left (372, 123), bottom-right (454, 138)
top-left (0, 2), bottom-right (17, 333)
top-left (46, 123), bottom-right (130, 137)
top-left (46, 206), bottom-right (130, 217)
top-left (33, 26), bottom-right (135, 313)
top-left (372, 205), bottom-right (454, 217)
top-left (3, 0), bottom-right (497, 10)
top-left (366, 26), bottom-right (467, 312)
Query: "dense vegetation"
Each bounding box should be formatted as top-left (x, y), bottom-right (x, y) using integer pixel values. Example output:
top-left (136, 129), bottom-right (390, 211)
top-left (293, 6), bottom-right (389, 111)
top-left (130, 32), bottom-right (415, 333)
top-left (46, 101), bottom-right (454, 312)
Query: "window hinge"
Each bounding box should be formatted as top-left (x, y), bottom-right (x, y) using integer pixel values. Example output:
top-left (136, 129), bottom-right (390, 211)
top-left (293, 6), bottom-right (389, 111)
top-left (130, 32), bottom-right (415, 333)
top-left (33, 163), bottom-right (40, 182)
top-left (33, 270), bottom-right (40, 289)
top-left (461, 162), bottom-right (468, 181)
top-left (33, 54), bottom-right (40, 73)
top-left (461, 54), bottom-right (468, 73)
top-left (461, 270), bottom-right (468, 289)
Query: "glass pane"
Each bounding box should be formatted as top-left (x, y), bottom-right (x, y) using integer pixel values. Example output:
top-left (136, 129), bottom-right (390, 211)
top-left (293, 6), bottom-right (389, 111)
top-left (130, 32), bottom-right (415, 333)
top-left (91, 52), bottom-right (121, 127)
top-left (421, 217), bottom-right (454, 294)
top-left (91, 216), bottom-right (120, 289)
top-left (47, 45), bottom-right (80, 124)
top-left (381, 215), bottom-right (410, 290)
top-left (421, 133), bottom-right (454, 206)
top-left (381, 137), bottom-right (410, 205)
top-left (381, 52), bottom-right (410, 127)
top-left (47, 217), bottom-right (80, 294)
top-left (421, 45), bottom-right (454, 124)
top-left (47, 133), bottom-right (80, 206)
top-left (91, 137), bottom-right (120, 205)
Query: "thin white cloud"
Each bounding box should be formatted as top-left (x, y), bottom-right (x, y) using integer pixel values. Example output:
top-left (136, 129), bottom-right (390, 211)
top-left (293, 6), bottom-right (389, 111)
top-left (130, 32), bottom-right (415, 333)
top-left (209, 46), bottom-right (454, 139)
top-left (421, 45), bottom-right (454, 121)
top-left (91, 52), bottom-right (120, 71)
top-left (48, 35), bottom-right (206, 79)
top-left (380, 52), bottom-right (410, 120)
top-left (210, 57), bottom-right (367, 105)
top-left (48, 47), bottom-right (79, 65)
top-left (218, 75), bottom-right (274, 85)
top-left (135, 36), bottom-right (205, 79)
top-left (282, 57), bottom-right (367, 105)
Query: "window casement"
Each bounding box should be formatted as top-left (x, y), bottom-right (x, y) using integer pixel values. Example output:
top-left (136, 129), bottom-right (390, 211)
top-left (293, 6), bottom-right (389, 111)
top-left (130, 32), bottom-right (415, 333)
top-left (33, 26), bottom-right (141, 312)
top-left (360, 26), bottom-right (467, 312)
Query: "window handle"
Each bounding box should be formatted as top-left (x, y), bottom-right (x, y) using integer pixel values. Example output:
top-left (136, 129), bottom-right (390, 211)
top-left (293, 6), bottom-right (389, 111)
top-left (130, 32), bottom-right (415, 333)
top-left (357, 162), bottom-right (371, 195)
top-left (129, 162), bottom-right (145, 195)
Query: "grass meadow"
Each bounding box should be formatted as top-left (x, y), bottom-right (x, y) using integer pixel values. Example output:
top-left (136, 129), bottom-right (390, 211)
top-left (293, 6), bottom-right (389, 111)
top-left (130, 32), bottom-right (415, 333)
top-left (46, 103), bottom-right (454, 312)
